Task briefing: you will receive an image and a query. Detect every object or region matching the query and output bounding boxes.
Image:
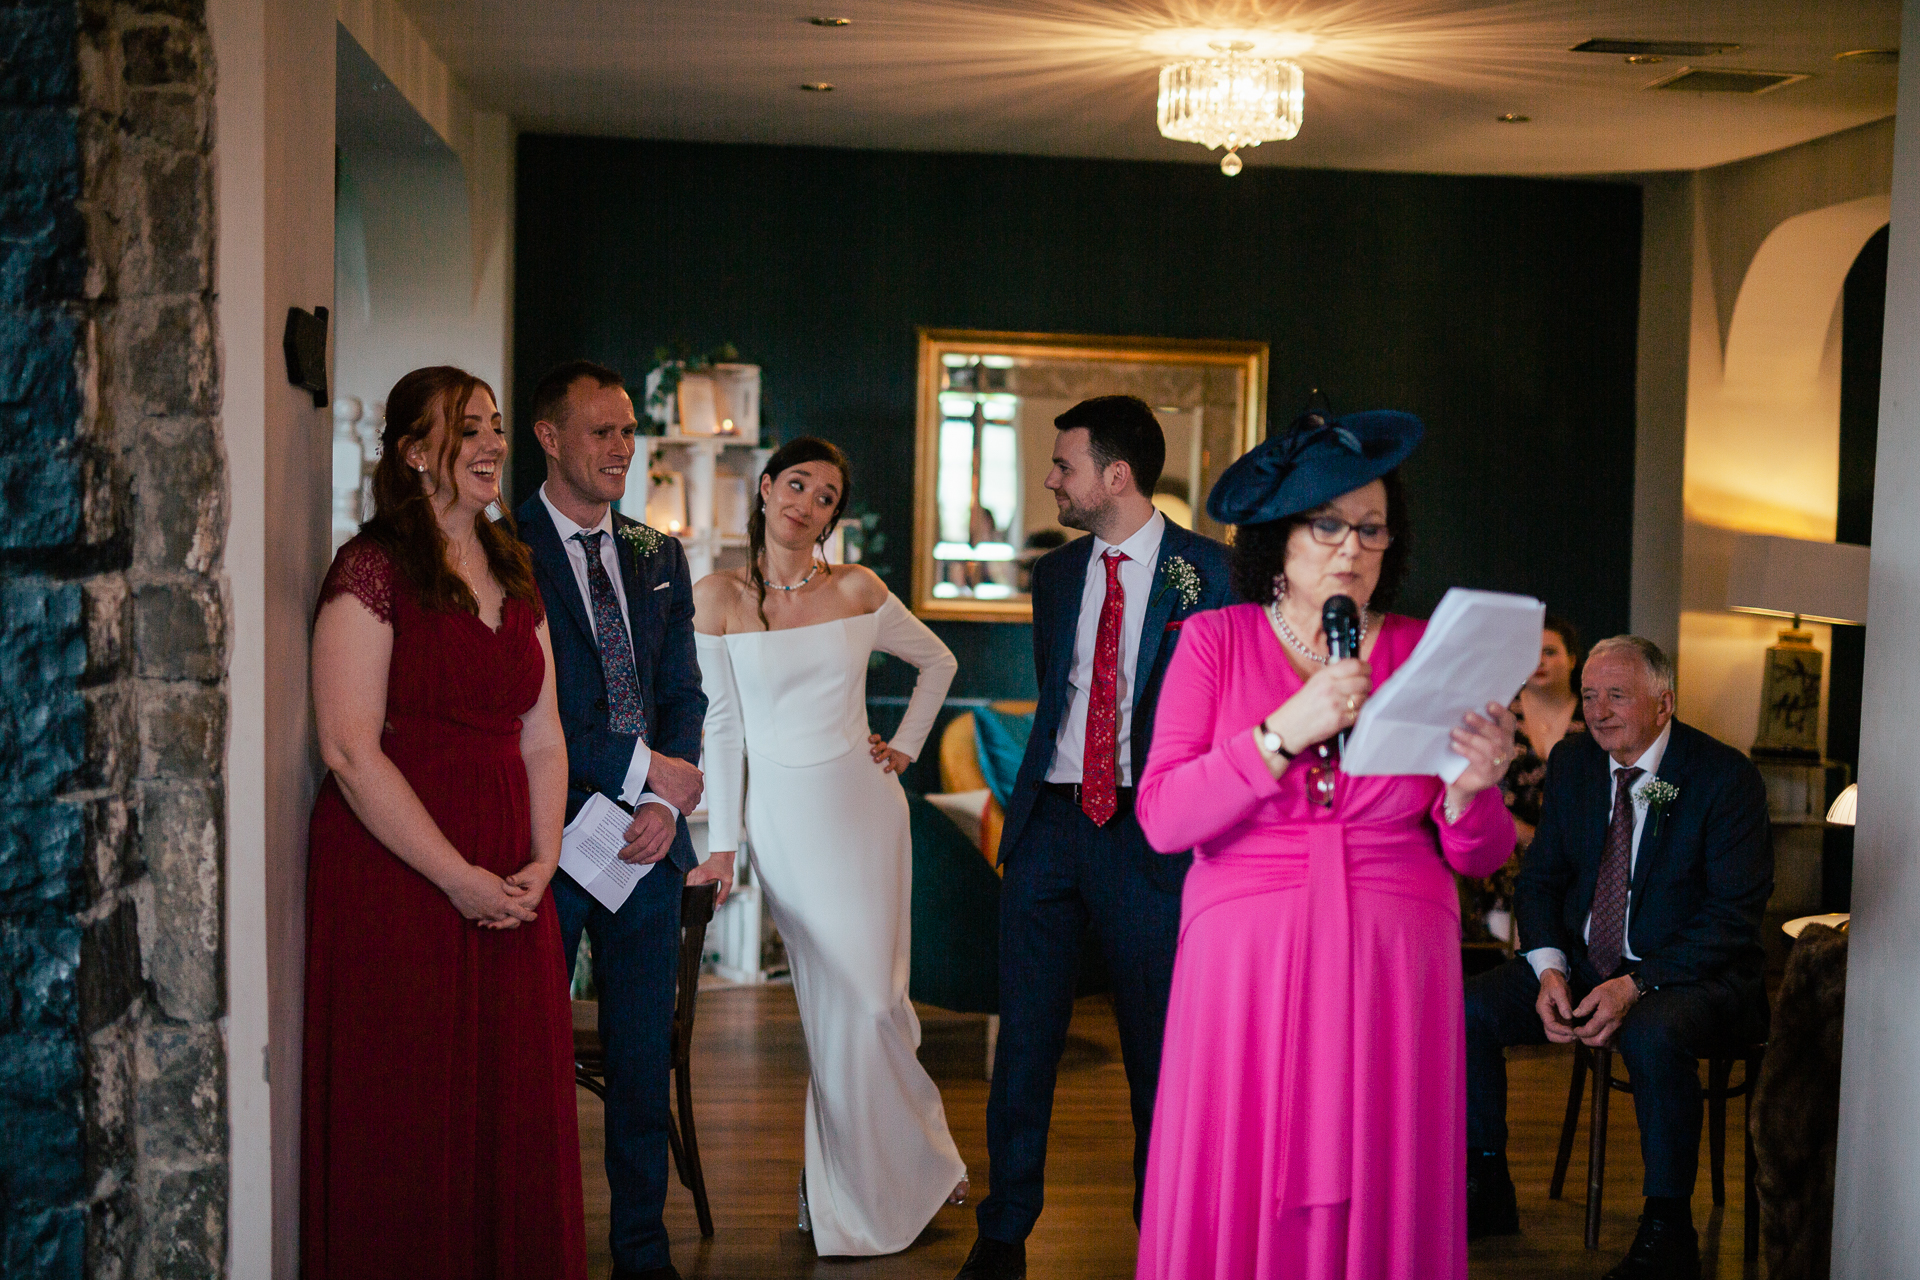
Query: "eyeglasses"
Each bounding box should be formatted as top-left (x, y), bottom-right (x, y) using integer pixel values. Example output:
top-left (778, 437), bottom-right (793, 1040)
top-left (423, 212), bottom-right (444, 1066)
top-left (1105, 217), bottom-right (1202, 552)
top-left (1305, 516), bottom-right (1393, 552)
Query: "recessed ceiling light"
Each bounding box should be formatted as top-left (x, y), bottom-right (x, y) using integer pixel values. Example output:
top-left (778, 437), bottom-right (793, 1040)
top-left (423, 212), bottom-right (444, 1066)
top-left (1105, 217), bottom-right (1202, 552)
top-left (808, 16), bottom-right (851, 26)
top-left (1625, 54), bottom-right (1664, 65)
top-left (1646, 67), bottom-right (1809, 94)
top-left (800, 82), bottom-right (835, 92)
top-left (1571, 38), bottom-right (1741, 57)
top-left (1497, 113), bottom-right (1530, 123)
top-left (1835, 48), bottom-right (1898, 65)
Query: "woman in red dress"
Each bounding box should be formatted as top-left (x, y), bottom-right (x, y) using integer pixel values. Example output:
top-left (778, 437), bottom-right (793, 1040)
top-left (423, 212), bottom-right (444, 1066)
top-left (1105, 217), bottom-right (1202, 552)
top-left (302, 366), bottom-right (586, 1279)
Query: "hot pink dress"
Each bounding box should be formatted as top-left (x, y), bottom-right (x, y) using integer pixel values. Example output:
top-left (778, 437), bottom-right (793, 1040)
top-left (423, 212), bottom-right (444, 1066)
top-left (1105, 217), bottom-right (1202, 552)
top-left (1134, 605), bottom-right (1513, 1280)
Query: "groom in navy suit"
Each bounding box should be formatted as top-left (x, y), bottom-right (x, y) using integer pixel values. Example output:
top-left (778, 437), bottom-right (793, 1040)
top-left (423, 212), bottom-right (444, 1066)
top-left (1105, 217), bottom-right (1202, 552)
top-left (958, 396), bottom-right (1236, 1280)
top-left (517, 361), bottom-right (719, 1280)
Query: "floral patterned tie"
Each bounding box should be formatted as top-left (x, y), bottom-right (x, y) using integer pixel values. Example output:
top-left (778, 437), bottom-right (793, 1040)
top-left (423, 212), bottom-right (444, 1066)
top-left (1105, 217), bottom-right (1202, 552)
top-left (574, 530), bottom-right (647, 737)
top-left (1587, 766), bottom-right (1642, 979)
top-left (1081, 550), bottom-right (1127, 827)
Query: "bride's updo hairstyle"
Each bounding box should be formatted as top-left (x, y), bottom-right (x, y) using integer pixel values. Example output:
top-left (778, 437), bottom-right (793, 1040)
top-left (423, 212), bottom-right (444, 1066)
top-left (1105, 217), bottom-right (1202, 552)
top-left (747, 436), bottom-right (852, 630)
top-left (363, 364), bottom-right (535, 614)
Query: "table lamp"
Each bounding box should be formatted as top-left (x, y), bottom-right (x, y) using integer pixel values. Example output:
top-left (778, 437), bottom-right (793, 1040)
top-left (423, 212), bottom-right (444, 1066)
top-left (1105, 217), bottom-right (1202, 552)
top-left (1826, 783), bottom-right (1858, 826)
top-left (1726, 535), bottom-right (1869, 760)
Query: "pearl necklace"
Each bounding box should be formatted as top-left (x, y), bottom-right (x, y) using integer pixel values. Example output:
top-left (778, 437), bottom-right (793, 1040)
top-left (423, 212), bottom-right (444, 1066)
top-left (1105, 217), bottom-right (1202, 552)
top-left (1269, 599), bottom-right (1370, 664)
top-left (764, 561), bottom-right (822, 592)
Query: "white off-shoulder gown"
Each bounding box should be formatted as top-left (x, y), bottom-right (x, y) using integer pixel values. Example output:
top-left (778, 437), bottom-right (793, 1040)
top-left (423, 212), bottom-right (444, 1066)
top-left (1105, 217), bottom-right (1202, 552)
top-left (696, 592), bottom-right (967, 1256)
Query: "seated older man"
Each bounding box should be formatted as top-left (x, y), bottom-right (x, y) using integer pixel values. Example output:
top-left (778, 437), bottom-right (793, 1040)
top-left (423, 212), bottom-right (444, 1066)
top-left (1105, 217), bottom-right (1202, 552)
top-left (1463, 636), bottom-right (1773, 1280)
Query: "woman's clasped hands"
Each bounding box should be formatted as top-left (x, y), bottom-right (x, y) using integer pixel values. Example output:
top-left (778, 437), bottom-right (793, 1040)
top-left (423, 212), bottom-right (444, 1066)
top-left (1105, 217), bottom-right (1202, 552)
top-left (441, 860), bottom-right (546, 929)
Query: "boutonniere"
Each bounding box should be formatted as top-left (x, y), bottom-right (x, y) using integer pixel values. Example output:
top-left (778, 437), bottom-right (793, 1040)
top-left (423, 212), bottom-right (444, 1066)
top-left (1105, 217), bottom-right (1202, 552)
top-left (618, 523), bottom-right (668, 557)
top-left (1635, 777), bottom-right (1680, 838)
top-left (1156, 555), bottom-right (1203, 610)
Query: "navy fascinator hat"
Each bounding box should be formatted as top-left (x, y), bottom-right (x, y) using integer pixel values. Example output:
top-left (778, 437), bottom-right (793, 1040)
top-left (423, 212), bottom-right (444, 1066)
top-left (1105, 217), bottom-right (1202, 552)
top-left (1205, 408), bottom-right (1424, 526)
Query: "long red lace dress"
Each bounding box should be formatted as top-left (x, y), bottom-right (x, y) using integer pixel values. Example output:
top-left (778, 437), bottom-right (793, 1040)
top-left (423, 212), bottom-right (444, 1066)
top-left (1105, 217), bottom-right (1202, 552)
top-left (300, 537), bottom-right (586, 1280)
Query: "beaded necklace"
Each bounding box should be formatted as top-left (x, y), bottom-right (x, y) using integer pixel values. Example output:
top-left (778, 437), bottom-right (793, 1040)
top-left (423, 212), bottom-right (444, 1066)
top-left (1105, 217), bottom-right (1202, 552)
top-left (1268, 598), bottom-right (1370, 664)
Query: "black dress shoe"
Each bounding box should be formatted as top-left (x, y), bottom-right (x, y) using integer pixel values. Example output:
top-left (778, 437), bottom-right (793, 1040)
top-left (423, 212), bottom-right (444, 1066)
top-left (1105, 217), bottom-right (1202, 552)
top-left (954, 1235), bottom-right (1026, 1280)
top-left (611, 1266), bottom-right (681, 1280)
top-left (1601, 1214), bottom-right (1700, 1280)
top-left (1465, 1151), bottom-right (1520, 1240)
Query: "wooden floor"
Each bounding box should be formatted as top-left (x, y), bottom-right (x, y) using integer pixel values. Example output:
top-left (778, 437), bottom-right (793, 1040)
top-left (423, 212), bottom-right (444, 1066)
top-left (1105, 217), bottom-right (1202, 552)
top-left (577, 986), bottom-right (1759, 1279)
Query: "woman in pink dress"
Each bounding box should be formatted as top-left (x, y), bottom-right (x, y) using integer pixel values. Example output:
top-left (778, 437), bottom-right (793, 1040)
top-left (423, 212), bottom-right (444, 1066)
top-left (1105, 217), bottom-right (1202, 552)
top-left (1134, 410), bottom-right (1517, 1280)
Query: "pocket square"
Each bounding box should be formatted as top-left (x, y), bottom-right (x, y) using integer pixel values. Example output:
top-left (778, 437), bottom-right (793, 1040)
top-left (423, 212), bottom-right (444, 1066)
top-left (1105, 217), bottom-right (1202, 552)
top-left (1164, 619), bottom-right (1184, 633)
top-left (653, 581), bottom-right (670, 591)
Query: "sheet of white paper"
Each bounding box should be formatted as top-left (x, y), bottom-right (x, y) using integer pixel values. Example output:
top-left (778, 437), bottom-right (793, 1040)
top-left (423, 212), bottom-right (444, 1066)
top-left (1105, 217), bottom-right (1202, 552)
top-left (559, 791), bottom-right (653, 913)
top-left (1341, 588), bottom-right (1546, 780)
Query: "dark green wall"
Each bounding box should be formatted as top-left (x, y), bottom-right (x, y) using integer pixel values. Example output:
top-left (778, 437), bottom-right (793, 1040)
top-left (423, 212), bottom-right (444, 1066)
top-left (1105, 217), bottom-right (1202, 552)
top-left (514, 136), bottom-right (1642, 709)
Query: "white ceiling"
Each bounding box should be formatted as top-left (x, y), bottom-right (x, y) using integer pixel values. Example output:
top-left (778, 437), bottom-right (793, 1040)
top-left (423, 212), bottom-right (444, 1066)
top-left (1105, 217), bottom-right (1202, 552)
top-left (394, 0), bottom-right (1900, 175)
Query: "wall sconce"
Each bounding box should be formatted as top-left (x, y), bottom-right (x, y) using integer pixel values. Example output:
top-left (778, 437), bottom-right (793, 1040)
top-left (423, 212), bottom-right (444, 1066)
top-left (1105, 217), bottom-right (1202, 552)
top-left (1726, 534), bottom-right (1869, 760)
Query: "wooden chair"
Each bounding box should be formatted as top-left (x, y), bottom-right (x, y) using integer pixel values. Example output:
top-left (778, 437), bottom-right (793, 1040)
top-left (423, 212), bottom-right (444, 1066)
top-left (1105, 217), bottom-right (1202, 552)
top-left (574, 881), bottom-right (720, 1237)
top-left (1549, 1039), bottom-right (1765, 1260)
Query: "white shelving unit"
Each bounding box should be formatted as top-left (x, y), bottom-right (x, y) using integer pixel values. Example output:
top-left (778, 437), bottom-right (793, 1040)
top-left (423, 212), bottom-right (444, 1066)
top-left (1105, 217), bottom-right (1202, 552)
top-left (624, 433), bottom-right (773, 582)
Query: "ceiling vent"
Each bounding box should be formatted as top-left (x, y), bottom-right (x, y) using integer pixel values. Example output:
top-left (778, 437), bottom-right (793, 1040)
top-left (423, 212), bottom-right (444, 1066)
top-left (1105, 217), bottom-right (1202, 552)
top-left (1571, 39), bottom-right (1742, 57)
top-left (1645, 66), bottom-right (1809, 94)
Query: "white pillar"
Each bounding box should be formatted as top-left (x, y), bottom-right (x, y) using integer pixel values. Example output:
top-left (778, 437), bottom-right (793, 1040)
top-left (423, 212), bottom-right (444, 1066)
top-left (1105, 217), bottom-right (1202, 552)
top-left (1831, 0), bottom-right (1920, 1270)
top-left (213, 0), bottom-right (336, 1273)
top-left (1631, 171), bottom-right (1694, 656)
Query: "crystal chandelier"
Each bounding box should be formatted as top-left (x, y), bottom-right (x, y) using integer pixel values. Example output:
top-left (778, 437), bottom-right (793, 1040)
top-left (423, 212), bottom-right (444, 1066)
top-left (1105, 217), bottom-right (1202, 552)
top-left (1156, 41), bottom-right (1303, 175)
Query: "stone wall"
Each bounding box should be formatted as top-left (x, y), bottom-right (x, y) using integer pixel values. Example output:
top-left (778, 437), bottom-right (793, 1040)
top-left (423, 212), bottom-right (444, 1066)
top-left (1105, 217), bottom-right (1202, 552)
top-left (1, 0), bottom-right (227, 1276)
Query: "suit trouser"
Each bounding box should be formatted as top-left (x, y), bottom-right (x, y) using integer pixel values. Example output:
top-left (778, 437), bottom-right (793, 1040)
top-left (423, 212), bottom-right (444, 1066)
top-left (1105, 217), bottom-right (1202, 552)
top-left (555, 861), bottom-right (684, 1273)
top-left (977, 788), bottom-right (1184, 1243)
top-left (1464, 956), bottom-right (1752, 1200)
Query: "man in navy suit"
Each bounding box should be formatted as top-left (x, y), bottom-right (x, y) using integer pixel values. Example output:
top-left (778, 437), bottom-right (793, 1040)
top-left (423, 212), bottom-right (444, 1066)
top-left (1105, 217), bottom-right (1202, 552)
top-left (956, 396), bottom-right (1236, 1280)
top-left (517, 361), bottom-right (720, 1280)
top-left (1464, 636), bottom-right (1772, 1280)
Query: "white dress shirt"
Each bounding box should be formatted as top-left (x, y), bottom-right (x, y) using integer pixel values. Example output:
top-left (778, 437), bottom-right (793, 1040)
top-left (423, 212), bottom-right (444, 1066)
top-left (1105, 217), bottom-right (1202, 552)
top-left (1047, 510), bottom-right (1166, 787)
top-left (538, 484), bottom-right (674, 814)
top-left (1526, 721), bottom-right (1672, 979)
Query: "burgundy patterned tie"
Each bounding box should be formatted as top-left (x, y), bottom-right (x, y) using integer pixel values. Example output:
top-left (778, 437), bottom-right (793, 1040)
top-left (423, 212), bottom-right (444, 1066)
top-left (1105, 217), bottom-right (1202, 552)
top-left (1587, 766), bottom-right (1643, 979)
top-left (574, 530), bottom-right (647, 737)
top-left (1080, 550), bottom-right (1128, 826)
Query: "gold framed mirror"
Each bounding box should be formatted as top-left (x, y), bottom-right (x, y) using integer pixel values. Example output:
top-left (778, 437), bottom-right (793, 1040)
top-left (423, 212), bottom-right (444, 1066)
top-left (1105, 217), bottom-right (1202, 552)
top-left (911, 328), bottom-right (1269, 622)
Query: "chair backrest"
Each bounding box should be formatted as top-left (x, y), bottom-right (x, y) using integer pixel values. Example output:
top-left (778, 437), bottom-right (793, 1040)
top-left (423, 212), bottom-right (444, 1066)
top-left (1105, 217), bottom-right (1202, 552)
top-left (940, 713), bottom-right (986, 794)
top-left (673, 882), bottom-right (720, 1056)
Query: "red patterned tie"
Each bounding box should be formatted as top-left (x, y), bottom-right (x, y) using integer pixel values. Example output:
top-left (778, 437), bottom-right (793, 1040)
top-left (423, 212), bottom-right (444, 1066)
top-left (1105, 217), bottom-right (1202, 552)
top-left (1081, 550), bottom-right (1128, 826)
top-left (1587, 766), bottom-right (1643, 979)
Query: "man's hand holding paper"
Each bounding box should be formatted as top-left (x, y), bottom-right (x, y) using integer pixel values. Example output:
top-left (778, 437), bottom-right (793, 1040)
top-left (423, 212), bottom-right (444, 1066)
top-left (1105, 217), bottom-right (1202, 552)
top-left (560, 792), bottom-right (657, 915)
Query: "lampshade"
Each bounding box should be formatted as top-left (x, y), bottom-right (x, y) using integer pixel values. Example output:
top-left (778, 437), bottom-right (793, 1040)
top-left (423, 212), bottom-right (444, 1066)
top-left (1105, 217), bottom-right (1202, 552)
top-left (1726, 534), bottom-right (1870, 625)
top-left (1827, 783), bottom-right (1858, 825)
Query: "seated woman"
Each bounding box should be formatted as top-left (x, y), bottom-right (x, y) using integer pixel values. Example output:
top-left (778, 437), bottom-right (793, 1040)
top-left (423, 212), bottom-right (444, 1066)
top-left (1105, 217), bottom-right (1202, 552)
top-left (1132, 410), bottom-right (1516, 1280)
top-left (1462, 616), bottom-right (1586, 946)
top-left (301, 367), bottom-right (584, 1279)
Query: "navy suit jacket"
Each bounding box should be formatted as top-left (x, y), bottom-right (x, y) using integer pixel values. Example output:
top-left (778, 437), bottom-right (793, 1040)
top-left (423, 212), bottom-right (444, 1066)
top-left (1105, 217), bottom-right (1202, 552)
top-left (999, 520), bottom-right (1235, 891)
top-left (516, 493), bottom-right (707, 875)
top-left (1516, 719), bottom-right (1773, 995)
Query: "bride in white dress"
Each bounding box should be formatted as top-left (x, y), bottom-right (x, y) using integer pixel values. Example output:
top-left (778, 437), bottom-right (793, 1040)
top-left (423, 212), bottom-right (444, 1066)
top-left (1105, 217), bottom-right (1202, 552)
top-left (693, 438), bottom-right (968, 1256)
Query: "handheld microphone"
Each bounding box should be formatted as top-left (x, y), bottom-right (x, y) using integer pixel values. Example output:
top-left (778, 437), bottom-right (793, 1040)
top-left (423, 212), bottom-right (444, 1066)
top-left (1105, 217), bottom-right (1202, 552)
top-left (1322, 594), bottom-right (1361, 753)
